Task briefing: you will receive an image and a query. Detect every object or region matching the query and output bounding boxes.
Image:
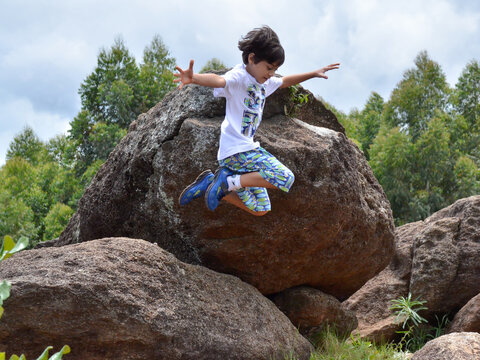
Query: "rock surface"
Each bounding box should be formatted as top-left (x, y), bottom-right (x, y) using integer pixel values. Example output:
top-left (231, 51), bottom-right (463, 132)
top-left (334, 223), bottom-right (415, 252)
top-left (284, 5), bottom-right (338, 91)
top-left (57, 83), bottom-right (395, 298)
top-left (344, 195), bottom-right (480, 340)
top-left (343, 222), bottom-right (418, 342)
top-left (272, 286), bottom-right (358, 338)
top-left (411, 332), bottom-right (480, 360)
top-left (0, 238), bottom-right (312, 360)
top-left (410, 196), bottom-right (480, 315)
top-left (448, 293), bottom-right (480, 333)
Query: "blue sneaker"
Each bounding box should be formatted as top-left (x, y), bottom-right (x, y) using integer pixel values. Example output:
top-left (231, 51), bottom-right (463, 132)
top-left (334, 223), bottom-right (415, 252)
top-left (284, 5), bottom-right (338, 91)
top-left (178, 170), bottom-right (214, 206)
top-left (205, 167), bottom-right (234, 211)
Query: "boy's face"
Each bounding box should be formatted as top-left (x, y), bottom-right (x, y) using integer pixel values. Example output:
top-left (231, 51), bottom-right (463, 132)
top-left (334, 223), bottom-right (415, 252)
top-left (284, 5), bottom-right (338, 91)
top-left (246, 54), bottom-right (280, 84)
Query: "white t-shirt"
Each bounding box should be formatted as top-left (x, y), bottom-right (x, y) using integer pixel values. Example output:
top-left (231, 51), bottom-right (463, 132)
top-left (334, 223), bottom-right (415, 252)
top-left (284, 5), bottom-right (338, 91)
top-left (213, 64), bottom-right (283, 160)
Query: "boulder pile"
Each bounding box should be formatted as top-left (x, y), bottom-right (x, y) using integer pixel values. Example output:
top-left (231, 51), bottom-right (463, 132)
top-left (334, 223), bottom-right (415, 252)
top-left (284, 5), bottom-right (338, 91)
top-left (344, 195), bottom-right (480, 341)
top-left (0, 238), bottom-right (312, 360)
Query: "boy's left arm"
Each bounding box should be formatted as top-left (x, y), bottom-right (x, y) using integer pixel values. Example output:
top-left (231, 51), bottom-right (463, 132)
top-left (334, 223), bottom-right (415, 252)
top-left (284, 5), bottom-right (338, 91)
top-left (280, 63), bottom-right (340, 88)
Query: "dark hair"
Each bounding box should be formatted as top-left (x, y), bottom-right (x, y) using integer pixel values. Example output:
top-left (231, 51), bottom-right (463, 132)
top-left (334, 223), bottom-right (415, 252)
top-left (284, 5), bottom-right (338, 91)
top-left (238, 26), bottom-right (285, 66)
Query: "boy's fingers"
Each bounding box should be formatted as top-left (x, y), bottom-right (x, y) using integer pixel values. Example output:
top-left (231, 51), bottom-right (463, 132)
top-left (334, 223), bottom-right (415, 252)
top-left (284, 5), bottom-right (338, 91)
top-left (189, 59), bottom-right (194, 70)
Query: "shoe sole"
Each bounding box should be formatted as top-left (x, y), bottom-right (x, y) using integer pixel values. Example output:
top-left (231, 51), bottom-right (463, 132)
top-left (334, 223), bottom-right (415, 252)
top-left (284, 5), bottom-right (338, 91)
top-left (178, 170), bottom-right (213, 206)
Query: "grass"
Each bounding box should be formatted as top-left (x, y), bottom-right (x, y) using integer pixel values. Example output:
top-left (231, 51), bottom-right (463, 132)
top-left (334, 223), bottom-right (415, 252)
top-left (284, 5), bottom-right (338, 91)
top-left (279, 327), bottom-right (411, 360)
top-left (310, 329), bottom-right (410, 360)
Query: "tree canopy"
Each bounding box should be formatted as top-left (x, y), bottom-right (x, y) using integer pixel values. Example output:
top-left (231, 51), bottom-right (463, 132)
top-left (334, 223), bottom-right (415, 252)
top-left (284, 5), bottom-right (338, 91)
top-left (0, 35), bottom-right (178, 244)
top-left (333, 51), bottom-right (480, 224)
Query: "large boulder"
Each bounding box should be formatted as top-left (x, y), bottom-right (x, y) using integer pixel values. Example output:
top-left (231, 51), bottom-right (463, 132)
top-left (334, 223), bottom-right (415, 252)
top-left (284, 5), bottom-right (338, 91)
top-left (271, 286), bottom-right (358, 338)
top-left (411, 332), bottom-right (480, 360)
top-left (448, 293), bottom-right (480, 333)
top-left (0, 238), bottom-right (312, 360)
top-left (344, 195), bottom-right (480, 341)
top-left (409, 195), bottom-right (480, 315)
top-left (56, 83), bottom-right (395, 298)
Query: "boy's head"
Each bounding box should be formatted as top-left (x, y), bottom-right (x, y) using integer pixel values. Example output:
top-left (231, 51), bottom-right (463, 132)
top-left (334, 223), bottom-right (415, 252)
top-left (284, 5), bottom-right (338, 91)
top-left (238, 26), bottom-right (285, 67)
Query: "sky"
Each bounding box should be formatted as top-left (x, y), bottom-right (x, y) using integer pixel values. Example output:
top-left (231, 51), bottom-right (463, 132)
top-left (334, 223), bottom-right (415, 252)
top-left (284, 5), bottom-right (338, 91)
top-left (1, 0), bottom-right (480, 165)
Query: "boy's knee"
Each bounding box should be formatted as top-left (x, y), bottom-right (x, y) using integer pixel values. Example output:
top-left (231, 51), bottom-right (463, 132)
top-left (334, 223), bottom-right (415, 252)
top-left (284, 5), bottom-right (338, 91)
top-left (287, 170), bottom-right (295, 185)
top-left (253, 210), bottom-right (269, 216)
top-left (281, 170), bottom-right (295, 192)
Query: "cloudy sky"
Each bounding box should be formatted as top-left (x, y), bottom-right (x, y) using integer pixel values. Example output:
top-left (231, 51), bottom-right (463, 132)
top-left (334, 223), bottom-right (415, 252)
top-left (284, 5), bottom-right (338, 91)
top-left (1, 0), bottom-right (479, 165)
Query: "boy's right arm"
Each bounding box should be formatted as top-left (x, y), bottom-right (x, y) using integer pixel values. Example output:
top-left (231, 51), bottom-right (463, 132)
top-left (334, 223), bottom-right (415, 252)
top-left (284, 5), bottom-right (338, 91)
top-left (174, 60), bottom-right (226, 89)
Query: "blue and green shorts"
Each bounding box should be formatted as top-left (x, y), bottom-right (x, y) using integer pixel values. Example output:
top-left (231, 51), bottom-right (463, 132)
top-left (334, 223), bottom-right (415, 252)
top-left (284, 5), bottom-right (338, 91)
top-left (218, 147), bottom-right (294, 212)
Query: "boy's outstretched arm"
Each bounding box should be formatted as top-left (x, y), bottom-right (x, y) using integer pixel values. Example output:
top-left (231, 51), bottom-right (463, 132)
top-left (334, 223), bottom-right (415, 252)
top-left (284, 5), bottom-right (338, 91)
top-left (174, 60), bottom-right (226, 89)
top-left (280, 63), bottom-right (340, 88)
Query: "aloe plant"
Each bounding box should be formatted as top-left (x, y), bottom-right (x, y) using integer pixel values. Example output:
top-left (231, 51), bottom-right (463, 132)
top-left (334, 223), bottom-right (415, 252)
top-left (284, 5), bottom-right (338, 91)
top-left (0, 236), bottom-right (28, 261)
top-left (0, 345), bottom-right (71, 360)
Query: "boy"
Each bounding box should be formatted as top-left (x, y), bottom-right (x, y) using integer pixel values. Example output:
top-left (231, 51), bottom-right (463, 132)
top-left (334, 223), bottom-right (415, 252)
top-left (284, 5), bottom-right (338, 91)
top-left (175, 26), bottom-right (339, 216)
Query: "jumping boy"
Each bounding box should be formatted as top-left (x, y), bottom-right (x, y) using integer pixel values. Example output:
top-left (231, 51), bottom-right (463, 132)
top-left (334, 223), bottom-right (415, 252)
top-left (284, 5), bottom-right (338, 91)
top-left (175, 26), bottom-right (339, 216)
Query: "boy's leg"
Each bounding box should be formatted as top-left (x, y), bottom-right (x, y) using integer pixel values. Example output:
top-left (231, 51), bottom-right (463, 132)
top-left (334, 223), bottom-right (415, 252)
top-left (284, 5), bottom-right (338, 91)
top-left (238, 172), bottom-right (277, 189)
top-left (222, 191), bottom-right (269, 216)
top-left (232, 149), bottom-right (295, 192)
top-left (212, 147), bottom-right (294, 214)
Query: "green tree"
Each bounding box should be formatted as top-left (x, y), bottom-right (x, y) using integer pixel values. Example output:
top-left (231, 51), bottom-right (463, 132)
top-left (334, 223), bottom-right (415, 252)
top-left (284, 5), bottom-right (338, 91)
top-left (323, 100), bottom-right (360, 145)
top-left (43, 203), bottom-right (74, 241)
top-left (0, 189), bottom-right (37, 240)
top-left (139, 34), bottom-right (176, 112)
top-left (455, 59), bottom-right (480, 128)
top-left (369, 126), bottom-right (414, 224)
top-left (453, 155), bottom-right (480, 199)
top-left (88, 122), bottom-right (127, 161)
top-left (79, 36), bottom-right (140, 128)
top-left (384, 51), bottom-right (451, 141)
top-left (411, 115), bottom-right (453, 217)
top-left (71, 35), bottom-right (176, 172)
top-left (452, 60), bottom-right (480, 164)
top-left (0, 131), bottom-right (82, 243)
top-left (200, 58), bottom-right (228, 73)
top-left (357, 92), bottom-right (384, 160)
top-left (6, 126), bottom-right (45, 165)
top-left (45, 134), bottom-right (76, 169)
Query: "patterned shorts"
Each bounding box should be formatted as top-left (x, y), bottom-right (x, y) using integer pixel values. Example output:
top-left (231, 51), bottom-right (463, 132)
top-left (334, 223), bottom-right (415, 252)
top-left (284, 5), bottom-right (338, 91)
top-left (218, 147), bottom-right (295, 212)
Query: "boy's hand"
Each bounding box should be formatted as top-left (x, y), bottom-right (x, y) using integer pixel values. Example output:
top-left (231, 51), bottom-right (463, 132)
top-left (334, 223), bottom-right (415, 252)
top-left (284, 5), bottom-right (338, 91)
top-left (174, 60), bottom-right (195, 89)
top-left (316, 63), bottom-right (341, 79)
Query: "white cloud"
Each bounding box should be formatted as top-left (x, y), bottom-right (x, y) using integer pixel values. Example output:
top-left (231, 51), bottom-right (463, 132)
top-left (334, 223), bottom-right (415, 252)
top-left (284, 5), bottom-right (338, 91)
top-left (0, 97), bottom-right (71, 165)
top-left (0, 0), bottom-right (479, 165)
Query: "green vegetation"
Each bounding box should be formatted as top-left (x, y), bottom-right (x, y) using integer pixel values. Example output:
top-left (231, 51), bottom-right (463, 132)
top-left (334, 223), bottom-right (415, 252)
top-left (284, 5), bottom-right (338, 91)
top-left (308, 329), bottom-right (407, 360)
top-left (390, 293), bottom-right (449, 353)
top-left (0, 346), bottom-right (71, 360)
top-left (285, 84), bottom-right (310, 117)
top-left (199, 58), bottom-right (228, 73)
top-left (279, 294), bottom-right (448, 359)
top-left (331, 52), bottom-right (480, 224)
top-left (276, 327), bottom-right (409, 360)
top-left (1, 35), bottom-right (177, 245)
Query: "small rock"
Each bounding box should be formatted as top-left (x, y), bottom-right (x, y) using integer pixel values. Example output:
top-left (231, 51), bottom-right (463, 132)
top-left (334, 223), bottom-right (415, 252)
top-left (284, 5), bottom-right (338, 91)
top-left (411, 332), bottom-right (480, 360)
top-left (272, 286), bottom-right (358, 338)
top-left (448, 293), bottom-right (480, 333)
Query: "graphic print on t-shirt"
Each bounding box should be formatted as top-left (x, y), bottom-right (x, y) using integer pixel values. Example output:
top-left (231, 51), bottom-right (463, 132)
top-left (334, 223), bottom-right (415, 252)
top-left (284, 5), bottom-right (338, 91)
top-left (241, 84), bottom-right (266, 137)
